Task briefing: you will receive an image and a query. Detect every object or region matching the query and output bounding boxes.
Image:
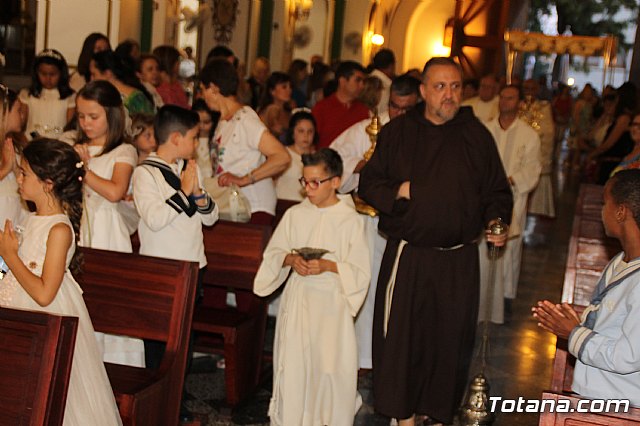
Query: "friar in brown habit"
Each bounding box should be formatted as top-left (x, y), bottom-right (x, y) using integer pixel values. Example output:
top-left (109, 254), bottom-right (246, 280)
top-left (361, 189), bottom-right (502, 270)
top-left (359, 57), bottom-right (513, 425)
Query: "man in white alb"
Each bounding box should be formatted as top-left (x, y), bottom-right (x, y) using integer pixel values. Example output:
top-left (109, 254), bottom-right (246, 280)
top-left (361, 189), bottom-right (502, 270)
top-left (462, 73), bottom-right (499, 122)
top-left (369, 49), bottom-right (396, 117)
top-left (479, 85), bottom-right (542, 324)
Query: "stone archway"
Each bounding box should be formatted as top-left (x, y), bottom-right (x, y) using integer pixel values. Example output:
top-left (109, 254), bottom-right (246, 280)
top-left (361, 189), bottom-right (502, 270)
top-left (385, 0), bottom-right (455, 72)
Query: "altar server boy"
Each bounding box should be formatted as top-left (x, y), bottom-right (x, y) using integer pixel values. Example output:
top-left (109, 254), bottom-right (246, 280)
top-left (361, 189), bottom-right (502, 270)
top-left (254, 148), bottom-right (370, 426)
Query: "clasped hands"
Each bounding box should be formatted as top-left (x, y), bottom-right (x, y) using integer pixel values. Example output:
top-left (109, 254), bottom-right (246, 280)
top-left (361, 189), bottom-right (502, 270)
top-left (284, 253), bottom-right (337, 277)
top-left (532, 300), bottom-right (581, 340)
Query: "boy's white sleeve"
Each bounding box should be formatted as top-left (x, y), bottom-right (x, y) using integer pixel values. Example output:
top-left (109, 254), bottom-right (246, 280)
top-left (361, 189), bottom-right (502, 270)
top-left (335, 215), bottom-right (371, 317)
top-left (569, 283), bottom-right (640, 375)
top-left (253, 209), bottom-right (293, 297)
top-left (133, 165), bottom-right (181, 231)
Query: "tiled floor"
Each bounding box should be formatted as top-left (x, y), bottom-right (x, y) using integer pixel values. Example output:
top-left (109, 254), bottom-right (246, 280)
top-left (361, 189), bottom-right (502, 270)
top-left (182, 169), bottom-right (583, 426)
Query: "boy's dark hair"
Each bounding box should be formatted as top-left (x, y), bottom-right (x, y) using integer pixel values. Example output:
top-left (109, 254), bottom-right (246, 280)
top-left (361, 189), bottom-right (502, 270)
top-left (154, 105), bottom-right (200, 145)
top-left (391, 73), bottom-right (421, 97)
top-left (23, 138), bottom-right (85, 275)
top-left (30, 49), bottom-right (74, 99)
top-left (609, 169), bottom-right (640, 227)
top-left (76, 81), bottom-right (126, 156)
top-left (335, 61), bottom-right (365, 82)
top-left (302, 148), bottom-right (343, 178)
top-left (200, 58), bottom-right (239, 97)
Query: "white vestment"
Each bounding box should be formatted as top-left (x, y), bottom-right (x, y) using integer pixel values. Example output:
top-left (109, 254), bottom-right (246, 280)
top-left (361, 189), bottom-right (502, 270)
top-left (479, 117), bottom-right (541, 324)
top-left (254, 196), bottom-right (370, 426)
top-left (524, 100), bottom-right (556, 217)
top-left (330, 115), bottom-right (390, 369)
top-left (462, 96), bottom-right (499, 123)
top-left (370, 69), bottom-right (392, 117)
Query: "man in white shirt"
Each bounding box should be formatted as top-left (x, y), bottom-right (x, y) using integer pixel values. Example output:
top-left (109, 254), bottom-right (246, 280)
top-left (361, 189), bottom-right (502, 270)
top-left (462, 73), bottom-right (499, 122)
top-left (330, 74), bottom-right (420, 369)
top-left (479, 85), bottom-right (542, 324)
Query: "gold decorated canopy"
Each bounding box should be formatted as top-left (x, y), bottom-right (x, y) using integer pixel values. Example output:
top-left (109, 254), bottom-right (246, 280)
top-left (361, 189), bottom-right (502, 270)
top-left (504, 30), bottom-right (617, 88)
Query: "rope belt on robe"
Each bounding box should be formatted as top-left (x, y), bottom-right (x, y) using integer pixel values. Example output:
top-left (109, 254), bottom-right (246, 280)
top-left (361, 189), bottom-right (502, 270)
top-left (383, 239), bottom-right (476, 337)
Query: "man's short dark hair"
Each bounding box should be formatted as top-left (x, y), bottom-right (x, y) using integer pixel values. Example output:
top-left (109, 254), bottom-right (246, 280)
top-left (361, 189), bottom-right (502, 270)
top-left (302, 148), bottom-right (343, 178)
top-left (200, 58), bottom-right (239, 96)
top-left (501, 84), bottom-right (522, 100)
top-left (335, 61), bottom-right (365, 82)
top-left (373, 49), bottom-right (395, 70)
top-left (422, 57), bottom-right (462, 80)
top-left (154, 105), bottom-right (200, 145)
top-left (391, 74), bottom-right (421, 97)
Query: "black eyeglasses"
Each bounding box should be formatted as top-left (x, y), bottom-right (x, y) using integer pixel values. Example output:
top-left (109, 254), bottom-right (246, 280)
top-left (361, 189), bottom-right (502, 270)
top-left (299, 176), bottom-right (336, 189)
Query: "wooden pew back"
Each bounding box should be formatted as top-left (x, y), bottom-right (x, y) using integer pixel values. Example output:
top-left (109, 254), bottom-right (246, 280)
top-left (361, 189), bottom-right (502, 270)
top-left (194, 220), bottom-right (272, 406)
top-left (77, 248), bottom-right (198, 425)
top-left (201, 220), bottom-right (271, 293)
top-left (0, 308), bottom-right (78, 426)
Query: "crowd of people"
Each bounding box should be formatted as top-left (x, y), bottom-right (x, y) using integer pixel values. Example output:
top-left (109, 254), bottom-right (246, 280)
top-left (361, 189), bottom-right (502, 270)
top-left (0, 33), bottom-right (639, 426)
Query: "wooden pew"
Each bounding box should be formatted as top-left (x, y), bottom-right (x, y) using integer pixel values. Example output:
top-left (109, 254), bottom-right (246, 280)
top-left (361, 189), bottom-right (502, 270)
top-left (540, 331), bottom-right (640, 425)
top-left (77, 248), bottom-right (198, 426)
top-left (192, 220), bottom-right (273, 407)
top-left (540, 184), bottom-right (640, 425)
top-left (0, 307), bottom-right (78, 426)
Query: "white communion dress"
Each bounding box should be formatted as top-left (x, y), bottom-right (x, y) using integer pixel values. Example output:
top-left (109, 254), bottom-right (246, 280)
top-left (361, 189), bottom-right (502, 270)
top-left (0, 213), bottom-right (122, 425)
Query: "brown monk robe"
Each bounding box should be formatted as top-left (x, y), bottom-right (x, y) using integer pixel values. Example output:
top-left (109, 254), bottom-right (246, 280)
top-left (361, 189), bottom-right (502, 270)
top-left (359, 104), bottom-right (512, 424)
